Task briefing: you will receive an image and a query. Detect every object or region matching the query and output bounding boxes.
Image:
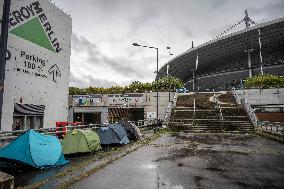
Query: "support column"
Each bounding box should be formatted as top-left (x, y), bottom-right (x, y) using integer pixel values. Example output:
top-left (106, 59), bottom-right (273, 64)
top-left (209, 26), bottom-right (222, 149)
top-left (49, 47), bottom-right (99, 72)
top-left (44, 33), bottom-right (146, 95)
top-left (100, 107), bottom-right (108, 124)
top-left (247, 49), bottom-right (253, 78)
top-left (82, 113), bottom-right (85, 124)
top-left (23, 116), bottom-right (27, 130)
top-left (192, 70), bottom-right (195, 91)
top-left (67, 107), bottom-right (74, 123)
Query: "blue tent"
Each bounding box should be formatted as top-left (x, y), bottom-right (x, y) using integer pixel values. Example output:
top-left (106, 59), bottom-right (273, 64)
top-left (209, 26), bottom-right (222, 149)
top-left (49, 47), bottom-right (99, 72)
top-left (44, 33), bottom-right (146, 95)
top-left (97, 123), bottom-right (130, 145)
top-left (0, 130), bottom-right (69, 169)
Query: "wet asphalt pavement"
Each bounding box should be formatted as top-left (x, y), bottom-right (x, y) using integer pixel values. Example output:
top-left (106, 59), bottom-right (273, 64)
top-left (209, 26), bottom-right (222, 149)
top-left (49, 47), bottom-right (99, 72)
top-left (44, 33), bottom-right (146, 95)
top-left (70, 133), bottom-right (284, 189)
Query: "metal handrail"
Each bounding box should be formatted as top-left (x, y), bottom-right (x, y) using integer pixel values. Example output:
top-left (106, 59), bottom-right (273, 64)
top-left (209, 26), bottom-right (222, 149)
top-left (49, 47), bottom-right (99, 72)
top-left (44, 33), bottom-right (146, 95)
top-left (231, 87), bottom-right (242, 104)
top-left (231, 88), bottom-right (284, 136)
top-left (213, 93), bottom-right (223, 122)
top-left (243, 99), bottom-right (259, 127)
top-left (137, 119), bottom-right (157, 127)
top-left (231, 88), bottom-right (259, 126)
top-left (164, 92), bottom-right (178, 126)
top-left (259, 121), bottom-right (284, 135)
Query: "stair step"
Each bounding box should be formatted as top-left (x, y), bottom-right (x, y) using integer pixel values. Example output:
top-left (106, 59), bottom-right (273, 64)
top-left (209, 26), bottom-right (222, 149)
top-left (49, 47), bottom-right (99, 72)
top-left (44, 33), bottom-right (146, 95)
top-left (171, 119), bottom-right (251, 123)
top-left (187, 130), bottom-right (254, 134)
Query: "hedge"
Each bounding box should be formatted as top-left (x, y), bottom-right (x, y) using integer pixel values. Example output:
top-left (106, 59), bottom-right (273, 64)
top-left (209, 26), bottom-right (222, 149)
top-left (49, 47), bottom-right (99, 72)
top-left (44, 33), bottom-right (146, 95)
top-left (244, 74), bottom-right (284, 89)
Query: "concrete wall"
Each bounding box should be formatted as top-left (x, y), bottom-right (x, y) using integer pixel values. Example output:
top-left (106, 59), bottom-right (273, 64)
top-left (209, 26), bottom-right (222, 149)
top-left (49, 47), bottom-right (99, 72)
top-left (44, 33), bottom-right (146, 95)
top-left (256, 112), bottom-right (284, 122)
top-left (144, 92), bottom-right (174, 120)
top-left (236, 88), bottom-right (284, 106)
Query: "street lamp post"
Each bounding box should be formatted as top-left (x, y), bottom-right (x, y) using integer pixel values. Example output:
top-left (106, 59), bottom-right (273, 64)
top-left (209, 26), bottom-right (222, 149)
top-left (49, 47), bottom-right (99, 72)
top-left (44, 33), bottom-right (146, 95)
top-left (132, 43), bottom-right (159, 123)
top-left (166, 47), bottom-right (173, 102)
top-left (167, 64), bottom-right (170, 102)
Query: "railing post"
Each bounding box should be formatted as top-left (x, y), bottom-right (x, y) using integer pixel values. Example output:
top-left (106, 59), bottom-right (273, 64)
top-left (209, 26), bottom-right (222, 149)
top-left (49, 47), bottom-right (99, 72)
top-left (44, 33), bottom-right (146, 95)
top-left (193, 99), bottom-right (196, 124)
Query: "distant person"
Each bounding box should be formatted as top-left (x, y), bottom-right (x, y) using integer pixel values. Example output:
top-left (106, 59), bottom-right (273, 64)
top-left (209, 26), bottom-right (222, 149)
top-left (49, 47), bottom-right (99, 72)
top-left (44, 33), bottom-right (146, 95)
top-left (15, 121), bottom-right (21, 130)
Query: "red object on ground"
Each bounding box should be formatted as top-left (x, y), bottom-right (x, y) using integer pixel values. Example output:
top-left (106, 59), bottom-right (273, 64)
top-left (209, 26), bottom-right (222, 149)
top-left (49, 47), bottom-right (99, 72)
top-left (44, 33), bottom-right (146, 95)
top-left (56, 122), bottom-right (68, 139)
top-left (55, 122), bottom-right (82, 138)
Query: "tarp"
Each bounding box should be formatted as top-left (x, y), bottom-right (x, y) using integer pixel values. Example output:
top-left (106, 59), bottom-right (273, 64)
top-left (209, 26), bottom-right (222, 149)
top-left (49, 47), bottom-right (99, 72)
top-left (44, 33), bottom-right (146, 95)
top-left (0, 130), bottom-right (69, 169)
top-left (120, 121), bottom-right (141, 140)
top-left (97, 123), bottom-right (129, 145)
top-left (62, 129), bottom-right (101, 154)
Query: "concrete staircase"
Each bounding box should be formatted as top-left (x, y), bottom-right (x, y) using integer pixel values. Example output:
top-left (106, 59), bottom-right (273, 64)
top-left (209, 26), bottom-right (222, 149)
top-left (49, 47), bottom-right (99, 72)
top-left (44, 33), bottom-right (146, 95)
top-left (169, 92), bottom-right (254, 133)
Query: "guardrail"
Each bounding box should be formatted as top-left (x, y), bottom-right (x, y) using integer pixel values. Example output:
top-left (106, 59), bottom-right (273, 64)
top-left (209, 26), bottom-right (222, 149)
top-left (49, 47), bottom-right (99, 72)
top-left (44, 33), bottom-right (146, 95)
top-left (0, 124), bottom-right (102, 141)
top-left (259, 121), bottom-right (284, 135)
top-left (137, 119), bottom-right (158, 128)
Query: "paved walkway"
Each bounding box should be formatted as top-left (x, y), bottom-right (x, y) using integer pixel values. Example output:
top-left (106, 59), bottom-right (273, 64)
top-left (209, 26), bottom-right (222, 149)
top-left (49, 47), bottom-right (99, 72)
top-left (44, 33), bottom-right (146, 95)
top-left (70, 133), bottom-right (284, 189)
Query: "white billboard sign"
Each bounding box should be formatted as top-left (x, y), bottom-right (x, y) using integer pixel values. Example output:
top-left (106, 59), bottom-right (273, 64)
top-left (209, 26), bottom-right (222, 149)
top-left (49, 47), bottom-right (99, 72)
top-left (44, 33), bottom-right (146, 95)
top-left (73, 95), bottom-right (102, 106)
top-left (1, 0), bottom-right (72, 130)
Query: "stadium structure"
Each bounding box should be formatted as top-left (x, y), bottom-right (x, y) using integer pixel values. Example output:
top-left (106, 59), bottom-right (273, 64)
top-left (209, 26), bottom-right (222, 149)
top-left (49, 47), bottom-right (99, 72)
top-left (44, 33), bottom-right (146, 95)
top-left (157, 11), bottom-right (284, 91)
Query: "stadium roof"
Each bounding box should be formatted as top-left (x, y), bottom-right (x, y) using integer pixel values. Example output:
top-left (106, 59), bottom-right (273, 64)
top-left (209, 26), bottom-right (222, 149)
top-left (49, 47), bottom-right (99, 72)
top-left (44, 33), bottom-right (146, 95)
top-left (157, 17), bottom-right (284, 82)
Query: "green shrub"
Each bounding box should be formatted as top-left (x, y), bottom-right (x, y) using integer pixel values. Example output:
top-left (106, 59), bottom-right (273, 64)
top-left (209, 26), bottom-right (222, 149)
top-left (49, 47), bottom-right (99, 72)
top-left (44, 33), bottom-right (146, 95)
top-left (69, 76), bottom-right (184, 95)
top-left (244, 74), bottom-right (284, 89)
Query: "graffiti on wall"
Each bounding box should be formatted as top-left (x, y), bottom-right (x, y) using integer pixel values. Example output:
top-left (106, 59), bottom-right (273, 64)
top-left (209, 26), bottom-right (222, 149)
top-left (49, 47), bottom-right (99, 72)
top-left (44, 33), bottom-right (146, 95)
top-left (73, 95), bottom-right (102, 106)
top-left (108, 94), bottom-right (143, 105)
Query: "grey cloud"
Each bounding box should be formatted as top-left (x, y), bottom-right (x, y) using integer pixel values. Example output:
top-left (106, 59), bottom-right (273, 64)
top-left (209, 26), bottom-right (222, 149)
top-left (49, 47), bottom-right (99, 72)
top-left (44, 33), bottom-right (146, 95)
top-left (71, 33), bottom-right (153, 80)
top-left (210, 0), bottom-right (227, 9)
top-left (129, 8), bottom-right (159, 32)
top-left (250, 0), bottom-right (284, 19)
top-left (54, 0), bottom-right (284, 88)
top-left (69, 72), bottom-right (120, 88)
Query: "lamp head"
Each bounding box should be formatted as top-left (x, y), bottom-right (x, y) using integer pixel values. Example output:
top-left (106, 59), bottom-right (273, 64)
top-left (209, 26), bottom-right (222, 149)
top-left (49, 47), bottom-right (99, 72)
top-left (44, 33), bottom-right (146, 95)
top-left (132, 43), bottom-right (141, 47)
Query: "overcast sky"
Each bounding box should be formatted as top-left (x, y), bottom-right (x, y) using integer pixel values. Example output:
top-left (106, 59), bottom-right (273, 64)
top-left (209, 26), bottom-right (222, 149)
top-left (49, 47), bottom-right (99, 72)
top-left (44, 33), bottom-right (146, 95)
top-left (52, 0), bottom-right (284, 88)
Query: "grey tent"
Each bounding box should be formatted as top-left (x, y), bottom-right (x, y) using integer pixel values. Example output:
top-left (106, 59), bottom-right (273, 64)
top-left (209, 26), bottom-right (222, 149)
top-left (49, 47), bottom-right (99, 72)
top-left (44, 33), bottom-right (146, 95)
top-left (97, 123), bottom-right (129, 145)
top-left (120, 121), bottom-right (141, 140)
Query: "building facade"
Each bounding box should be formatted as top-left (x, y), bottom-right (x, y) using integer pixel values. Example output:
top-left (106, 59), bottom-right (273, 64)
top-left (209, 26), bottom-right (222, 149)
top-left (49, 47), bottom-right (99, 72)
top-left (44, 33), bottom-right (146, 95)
top-left (0, 0), bottom-right (72, 131)
top-left (157, 17), bottom-right (284, 91)
top-left (68, 92), bottom-right (175, 125)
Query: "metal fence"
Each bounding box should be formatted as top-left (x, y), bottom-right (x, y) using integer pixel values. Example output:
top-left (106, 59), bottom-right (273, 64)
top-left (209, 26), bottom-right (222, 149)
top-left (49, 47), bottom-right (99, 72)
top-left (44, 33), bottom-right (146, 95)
top-left (137, 119), bottom-right (158, 128)
top-left (258, 121), bottom-right (284, 134)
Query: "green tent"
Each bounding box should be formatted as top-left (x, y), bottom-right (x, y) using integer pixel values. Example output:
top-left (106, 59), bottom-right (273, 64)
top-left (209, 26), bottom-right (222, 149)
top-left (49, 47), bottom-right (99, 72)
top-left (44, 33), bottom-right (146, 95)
top-left (62, 129), bottom-right (101, 154)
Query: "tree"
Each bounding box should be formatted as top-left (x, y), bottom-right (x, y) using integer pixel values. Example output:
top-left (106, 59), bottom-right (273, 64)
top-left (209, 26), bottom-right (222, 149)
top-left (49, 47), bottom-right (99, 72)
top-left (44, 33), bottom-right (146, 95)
top-left (68, 76), bottom-right (185, 94)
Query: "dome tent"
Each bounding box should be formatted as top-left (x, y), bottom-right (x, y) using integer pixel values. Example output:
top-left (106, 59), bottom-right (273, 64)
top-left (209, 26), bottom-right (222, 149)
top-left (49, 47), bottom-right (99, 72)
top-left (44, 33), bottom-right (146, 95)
top-left (0, 130), bottom-right (69, 169)
top-left (120, 121), bottom-right (142, 140)
top-left (97, 123), bottom-right (130, 145)
top-left (62, 129), bottom-right (101, 155)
